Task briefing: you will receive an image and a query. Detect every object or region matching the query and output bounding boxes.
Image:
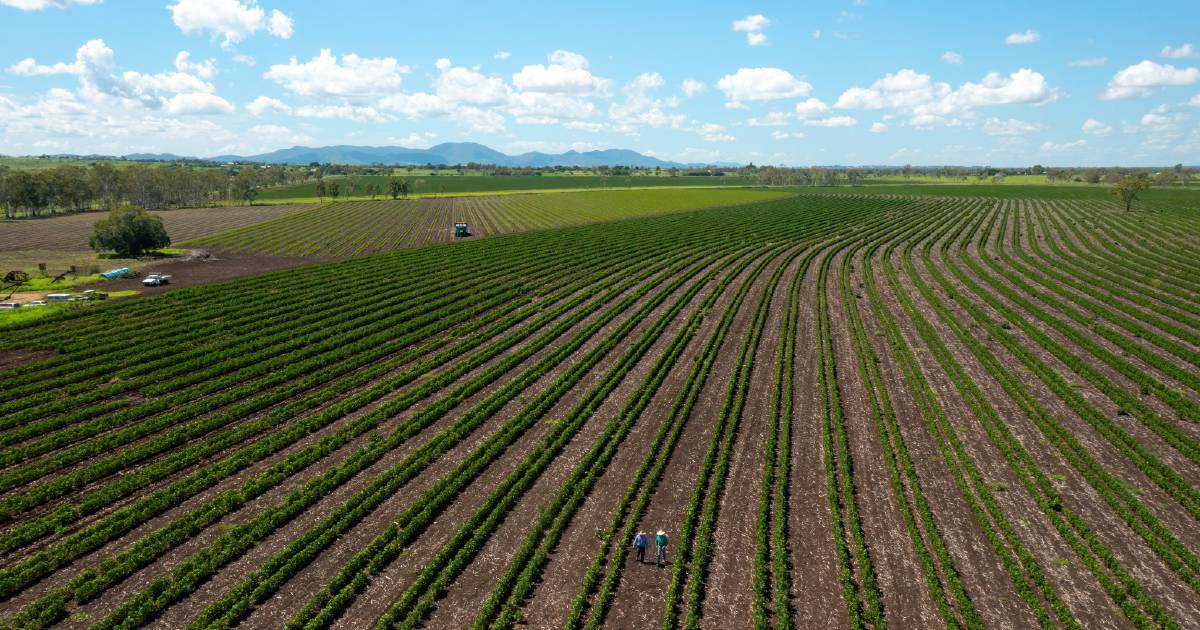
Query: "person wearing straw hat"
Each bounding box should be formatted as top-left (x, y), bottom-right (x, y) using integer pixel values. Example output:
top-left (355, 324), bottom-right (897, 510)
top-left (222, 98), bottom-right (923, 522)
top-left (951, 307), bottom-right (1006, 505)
top-left (632, 531), bottom-right (648, 563)
top-left (654, 530), bottom-right (669, 566)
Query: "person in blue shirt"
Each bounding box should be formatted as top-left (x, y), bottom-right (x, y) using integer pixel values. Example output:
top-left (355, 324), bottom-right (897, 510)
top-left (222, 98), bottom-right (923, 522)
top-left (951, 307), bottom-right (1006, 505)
top-left (632, 531), bottom-right (648, 563)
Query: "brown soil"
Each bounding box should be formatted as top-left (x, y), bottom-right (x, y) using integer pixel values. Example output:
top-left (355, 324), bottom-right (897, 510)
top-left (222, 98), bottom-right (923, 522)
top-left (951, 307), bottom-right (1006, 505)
top-left (149, 252), bottom-right (705, 628)
top-left (415, 253), bottom-right (732, 629)
top-left (603, 245), bottom-right (792, 629)
top-left (517, 250), bottom-right (759, 629)
top-left (826, 248), bottom-right (943, 628)
top-left (788, 250), bottom-right (849, 628)
top-left (698, 253), bottom-right (801, 626)
top-left (0, 204), bottom-right (315, 252)
top-left (0, 348), bottom-right (57, 372)
top-left (98, 249), bottom-right (322, 295)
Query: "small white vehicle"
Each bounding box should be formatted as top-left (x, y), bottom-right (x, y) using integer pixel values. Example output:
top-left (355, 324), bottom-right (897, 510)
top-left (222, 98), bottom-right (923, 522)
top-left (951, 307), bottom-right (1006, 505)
top-left (46, 293), bottom-right (72, 302)
top-left (142, 273), bottom-right (172, 287)
top-left (26, 300), bottom-right (48, 307)
top-left (0, 302), bottom-right (20, 309)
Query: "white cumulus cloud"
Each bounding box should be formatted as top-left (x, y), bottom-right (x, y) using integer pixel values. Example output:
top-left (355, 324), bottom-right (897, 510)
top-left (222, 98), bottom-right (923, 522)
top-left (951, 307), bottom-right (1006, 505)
top-left (245, 95), bottom-right (291, 116)
top-left (511, 50), bottom-right (610, 96)
top-left (681, 79), bottom-right (706, 97)
top-left (162, 92), bottom-right (235, 115)
top-left (174, 51), bottom-right (215, 79)
top-left (793, 97), bottom-right (831, 120)
top-left (1103, 60), bottom-right (1200, 100)
top-left (264, 49), bottom-right (408, 98)
top-left (835, 67), bottom-right (1057, 128)
top-left (732, 14), bottom-right (770, 46)
top-left (941, 51), bottom-right (963, 65)
top-left (717, 67), bottom-right (811, 104)
top-left (168, 0), bottom-right (294, 49)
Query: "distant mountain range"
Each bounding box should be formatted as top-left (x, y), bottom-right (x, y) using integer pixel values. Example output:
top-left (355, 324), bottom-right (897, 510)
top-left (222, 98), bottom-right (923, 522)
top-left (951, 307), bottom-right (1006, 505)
top-left (122, 142), bottom-right (737, 168)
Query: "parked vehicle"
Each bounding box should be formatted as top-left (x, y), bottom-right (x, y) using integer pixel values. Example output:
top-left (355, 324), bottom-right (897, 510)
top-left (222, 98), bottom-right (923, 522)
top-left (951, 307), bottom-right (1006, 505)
top-left (26, 300), bottom-right (47, 307)
top-left (46, 293), bottom-right (72, 302)
top-left (0, 302), bottom-right (20, 309)
top-left (142, 273), bottom-right (172, 287)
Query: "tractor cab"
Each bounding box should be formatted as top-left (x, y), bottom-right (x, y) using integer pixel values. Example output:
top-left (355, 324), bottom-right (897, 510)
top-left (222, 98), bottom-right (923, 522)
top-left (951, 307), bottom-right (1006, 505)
top-left (454, 222), bottom-right (470, 238)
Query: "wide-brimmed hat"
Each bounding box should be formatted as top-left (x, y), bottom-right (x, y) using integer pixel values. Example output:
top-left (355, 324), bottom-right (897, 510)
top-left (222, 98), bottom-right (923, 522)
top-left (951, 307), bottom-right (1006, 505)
top-left (656, 530), bottom-right (666, 535)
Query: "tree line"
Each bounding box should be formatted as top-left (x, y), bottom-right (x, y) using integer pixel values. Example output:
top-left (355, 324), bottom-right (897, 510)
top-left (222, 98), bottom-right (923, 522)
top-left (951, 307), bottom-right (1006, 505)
top-left (0, 163), bottom-right (310, 219)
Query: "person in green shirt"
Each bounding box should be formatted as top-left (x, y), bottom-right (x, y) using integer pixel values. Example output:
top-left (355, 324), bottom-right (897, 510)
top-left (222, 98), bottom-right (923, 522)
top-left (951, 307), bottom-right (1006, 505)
top-left (655, 530), bottom-right (669, 566)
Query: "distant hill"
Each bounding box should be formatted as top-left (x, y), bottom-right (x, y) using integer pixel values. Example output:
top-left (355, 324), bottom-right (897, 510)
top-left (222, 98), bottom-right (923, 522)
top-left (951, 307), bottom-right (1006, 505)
top-left (202, 142), bottom-right (738, 168)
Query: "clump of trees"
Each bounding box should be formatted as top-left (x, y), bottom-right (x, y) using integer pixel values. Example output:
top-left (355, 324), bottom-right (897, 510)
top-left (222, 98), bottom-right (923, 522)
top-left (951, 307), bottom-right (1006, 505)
top-left (0, 162), bottom-right (309, 219)
top-left (89, 207), bottom-right (171, 257)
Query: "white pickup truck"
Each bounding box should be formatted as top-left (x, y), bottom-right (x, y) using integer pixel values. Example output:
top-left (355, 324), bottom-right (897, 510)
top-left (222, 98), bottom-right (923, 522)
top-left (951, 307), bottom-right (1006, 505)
top-left (142, 273), bottom-right (172, 287)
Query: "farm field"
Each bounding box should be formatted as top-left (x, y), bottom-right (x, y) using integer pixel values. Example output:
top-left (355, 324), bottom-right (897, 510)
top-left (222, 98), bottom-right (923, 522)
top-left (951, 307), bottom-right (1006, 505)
top-left (255, 173), bottom-right (757, 201)
top-left (0, 190), bottom-right (1198, 630)
top-left (185, 188), bottom-right (789, 257)
top-left (0, 204), bottom-right (313, 255)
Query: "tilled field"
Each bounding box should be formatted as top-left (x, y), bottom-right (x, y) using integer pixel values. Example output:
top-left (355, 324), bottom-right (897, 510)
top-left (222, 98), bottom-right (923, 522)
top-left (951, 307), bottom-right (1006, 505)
top-left (0, 193), bottom-right (1197, 630)
top-left (0, 204), bottom-right (313, 252)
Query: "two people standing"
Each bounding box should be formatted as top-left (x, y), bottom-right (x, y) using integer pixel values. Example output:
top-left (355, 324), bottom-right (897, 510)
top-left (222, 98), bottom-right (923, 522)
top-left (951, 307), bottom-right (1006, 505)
top-left (632, 530), bottom-right (669, 566)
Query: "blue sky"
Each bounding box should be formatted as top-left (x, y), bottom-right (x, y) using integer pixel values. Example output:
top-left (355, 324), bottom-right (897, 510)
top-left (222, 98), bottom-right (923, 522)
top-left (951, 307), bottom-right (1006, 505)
top-left (1, 0), bottom-right (1198, 166)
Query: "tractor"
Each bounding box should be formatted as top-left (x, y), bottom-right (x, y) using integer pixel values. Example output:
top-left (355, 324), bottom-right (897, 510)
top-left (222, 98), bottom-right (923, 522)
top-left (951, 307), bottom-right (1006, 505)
top-left (454, 222), bottom-right (470, 238)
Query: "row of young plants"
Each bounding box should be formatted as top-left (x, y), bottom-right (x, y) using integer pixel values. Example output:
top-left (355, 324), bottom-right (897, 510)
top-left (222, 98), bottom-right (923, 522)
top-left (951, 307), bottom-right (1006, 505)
top-left (188, 243), bottom-right (731, 628)
top-left (0, 227), bottom-right (705, 623)
top-left (864, 202), bottom-right (1076, 629)
top-left (668, 236), bottom-right (824, 629)
top-left (0, 237), bottom-right (628, 535)
top-left (946, 204), bottom-right (1200, 594)
top-left (903, 200), bottom-right (1178, 627)
top-left (836, 213), bottom-right (985, 630)
top-left (1037, 204), bottom-right (1200, 331)
top-left (0, 231), bottom-right (553, 424)
top-left (363, 243), bottom-right (770, 630)
top-left (750, 229), bottom-right (806, 629)
top-left (814, 234), bottom-right (886, 629)
top-left (474, 203), bottom-right (880, 630)
top-left (966, 203), bottom-right (1200, 516)
top-left (1075, 206), bottom-right (1200, 295)
top-left (0, 216), bottom-right (667, 520)
top-left (188, 189), bottom-right (786, 258)
top-left (0, 274), bottom-right (521, 488)
top-left (88, 235), bottom-right (725, 628)
top-left (0, 283), bottom-right (535, 554)
top-left (0, 244), bottom-right (591, 512)
top-left (471, 244), bottom-right (792, 630)
top-left (562, 199), bottom-right (889, 629)
top-left (0, 250), bottom-right (621, 610)
top-left (1087, 206), bottom-right (1200, 292)
top-left (990, 206), bottom-right (1200, 416)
